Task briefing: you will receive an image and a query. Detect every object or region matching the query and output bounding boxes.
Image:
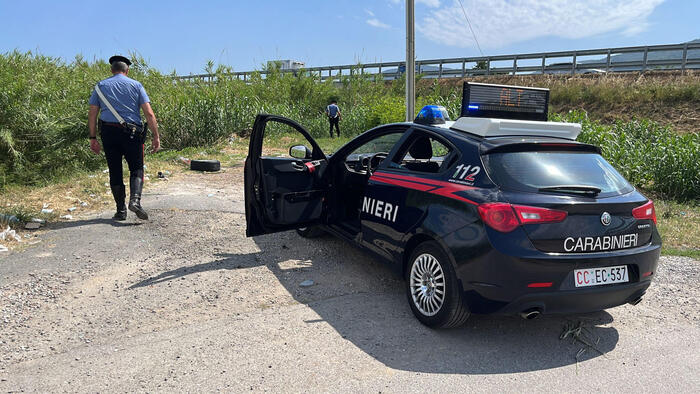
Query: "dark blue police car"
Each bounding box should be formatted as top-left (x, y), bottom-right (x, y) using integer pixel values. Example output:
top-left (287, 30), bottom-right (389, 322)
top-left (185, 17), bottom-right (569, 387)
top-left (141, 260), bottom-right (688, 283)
top-left (245, 82), bottom-right (661, 328)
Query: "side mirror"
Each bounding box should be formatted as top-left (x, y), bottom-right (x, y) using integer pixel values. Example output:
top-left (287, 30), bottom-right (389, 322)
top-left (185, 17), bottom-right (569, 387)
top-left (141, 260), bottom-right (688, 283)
top-left (289, 145), bottom-right (312, 160)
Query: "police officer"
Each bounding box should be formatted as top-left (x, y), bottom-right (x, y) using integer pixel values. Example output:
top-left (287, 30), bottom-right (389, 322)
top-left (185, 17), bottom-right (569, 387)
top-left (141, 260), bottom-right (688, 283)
top-left (88, 55), bottom-right (161, 221)
top-left (325, 100), bottom-right (341, 138)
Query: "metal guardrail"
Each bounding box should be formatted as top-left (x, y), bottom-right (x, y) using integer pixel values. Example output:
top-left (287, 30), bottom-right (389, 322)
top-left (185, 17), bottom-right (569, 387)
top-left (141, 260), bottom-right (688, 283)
top-left (176, 43), bottom-right (700, 82)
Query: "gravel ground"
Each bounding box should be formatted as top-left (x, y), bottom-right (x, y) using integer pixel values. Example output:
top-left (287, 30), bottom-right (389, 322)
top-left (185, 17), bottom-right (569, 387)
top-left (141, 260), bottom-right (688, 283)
top-left (0, 167), bottom-right (698, 392)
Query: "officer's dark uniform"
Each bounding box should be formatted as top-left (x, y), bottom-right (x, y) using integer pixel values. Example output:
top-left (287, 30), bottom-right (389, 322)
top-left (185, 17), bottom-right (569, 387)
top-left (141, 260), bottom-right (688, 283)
top-left (89, 55), bottom-right (150, 220)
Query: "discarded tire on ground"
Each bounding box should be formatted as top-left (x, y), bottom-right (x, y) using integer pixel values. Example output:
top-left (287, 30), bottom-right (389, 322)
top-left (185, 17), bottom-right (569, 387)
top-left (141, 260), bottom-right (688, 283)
top-left (190, 159), bottom-right (221, 172)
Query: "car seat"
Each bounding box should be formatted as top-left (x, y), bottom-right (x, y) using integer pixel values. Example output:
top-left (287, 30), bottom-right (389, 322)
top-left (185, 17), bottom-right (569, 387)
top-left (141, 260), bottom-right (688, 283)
top-left (404, 136), bottom-right (440, 173)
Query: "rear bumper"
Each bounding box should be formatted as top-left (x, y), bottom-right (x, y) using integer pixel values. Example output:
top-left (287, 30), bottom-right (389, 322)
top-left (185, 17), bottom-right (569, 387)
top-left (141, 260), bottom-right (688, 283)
top-left (451, 233), bottom-right (661, 315)
top-left (495, 280), bottom-right (650, 315)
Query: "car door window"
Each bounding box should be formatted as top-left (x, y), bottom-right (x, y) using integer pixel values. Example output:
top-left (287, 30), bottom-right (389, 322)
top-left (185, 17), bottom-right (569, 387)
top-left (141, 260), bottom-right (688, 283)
top-left (245, 114), bottom-right (326, 237)
top-left (391, 133), bottom-right (456, 173)
top-left (261, 120), bottom-right (317, 159)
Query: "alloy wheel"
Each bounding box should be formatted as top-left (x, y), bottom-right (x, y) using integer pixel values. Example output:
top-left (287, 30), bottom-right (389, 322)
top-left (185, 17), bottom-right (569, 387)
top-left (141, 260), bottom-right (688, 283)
top-left (409, 253), bottom-right (446, 316)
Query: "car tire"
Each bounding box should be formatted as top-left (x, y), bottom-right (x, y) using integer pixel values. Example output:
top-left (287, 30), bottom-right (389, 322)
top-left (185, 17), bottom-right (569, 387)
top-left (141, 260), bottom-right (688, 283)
top-left (296, 226), bottom-right (325, 238)
top-left (190, 159), bottom-right (221, 172)
top-left (405, 241), bottom-right (470, 328)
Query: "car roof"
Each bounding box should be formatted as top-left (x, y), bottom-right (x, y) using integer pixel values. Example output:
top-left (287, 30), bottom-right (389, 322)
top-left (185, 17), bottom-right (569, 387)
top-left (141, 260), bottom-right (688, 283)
top-left (406, 122), bottom-right (599, 154)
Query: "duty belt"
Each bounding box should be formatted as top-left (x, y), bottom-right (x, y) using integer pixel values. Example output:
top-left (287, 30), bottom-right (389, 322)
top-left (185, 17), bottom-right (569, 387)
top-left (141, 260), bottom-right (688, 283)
top-left (100, 121), bottom-right (127, 129)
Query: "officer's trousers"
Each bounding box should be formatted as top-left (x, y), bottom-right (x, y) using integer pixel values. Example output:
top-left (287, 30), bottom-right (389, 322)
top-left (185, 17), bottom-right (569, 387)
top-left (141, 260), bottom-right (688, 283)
top-left (328, 117), bottom-right (340, 137)
top-left (100, 124), bottom-right (144, 207)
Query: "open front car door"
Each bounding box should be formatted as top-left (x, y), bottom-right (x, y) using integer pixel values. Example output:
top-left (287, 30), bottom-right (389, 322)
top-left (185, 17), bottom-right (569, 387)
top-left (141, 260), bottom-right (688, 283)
top-left (245, 114), bottom-right (328, 237)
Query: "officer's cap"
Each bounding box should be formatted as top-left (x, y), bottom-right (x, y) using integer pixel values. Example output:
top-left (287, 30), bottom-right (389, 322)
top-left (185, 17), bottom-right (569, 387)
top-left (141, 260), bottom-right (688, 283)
top-left (108, 55), bottom-right (132, 66)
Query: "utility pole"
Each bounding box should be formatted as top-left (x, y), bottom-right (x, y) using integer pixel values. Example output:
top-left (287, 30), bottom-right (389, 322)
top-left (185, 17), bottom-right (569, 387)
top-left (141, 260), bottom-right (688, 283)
top-left (405, 0), bottom-right (415, 122)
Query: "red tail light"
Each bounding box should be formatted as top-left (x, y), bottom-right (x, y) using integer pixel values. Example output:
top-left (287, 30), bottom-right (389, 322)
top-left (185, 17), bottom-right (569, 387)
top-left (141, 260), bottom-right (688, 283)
top-left (632, 200), bottom-right (656, 225)
top-left (512, 205), bottom-right (568, 225)
top-left (478, 203), bottom-right (567, 232)
top-left (478, 203), bottom-right (520, 232)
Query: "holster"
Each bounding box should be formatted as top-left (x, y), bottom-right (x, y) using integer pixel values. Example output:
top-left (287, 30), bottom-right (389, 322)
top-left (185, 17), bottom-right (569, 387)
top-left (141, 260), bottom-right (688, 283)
top-left (124, 121), bottom-right (148, 144)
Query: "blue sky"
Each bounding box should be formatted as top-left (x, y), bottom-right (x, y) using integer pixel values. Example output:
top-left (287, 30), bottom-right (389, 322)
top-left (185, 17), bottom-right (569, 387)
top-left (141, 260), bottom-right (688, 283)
top-left (1, 0), bottom-right (697, 75)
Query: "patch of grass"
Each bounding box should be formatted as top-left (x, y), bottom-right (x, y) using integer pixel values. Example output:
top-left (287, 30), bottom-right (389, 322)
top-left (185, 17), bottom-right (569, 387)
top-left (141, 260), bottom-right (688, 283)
top-left (663, 248), bottom-right (700, 259)
top-left (654, 198), bottom-right (700, 258)
top-left (0, 154), bottom-right (193, 228)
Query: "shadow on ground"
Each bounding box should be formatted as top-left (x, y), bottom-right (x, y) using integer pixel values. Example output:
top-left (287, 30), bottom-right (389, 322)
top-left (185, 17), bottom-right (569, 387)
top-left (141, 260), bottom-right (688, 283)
top-left (48, 218), bottom-right (145, 230)
top-left (129, 232), bottom-right (618, 375)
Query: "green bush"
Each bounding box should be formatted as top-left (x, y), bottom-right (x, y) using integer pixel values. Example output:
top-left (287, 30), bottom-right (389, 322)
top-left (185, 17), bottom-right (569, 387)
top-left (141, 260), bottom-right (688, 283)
top-left (0, 52), bottom-right (391, 188)
top-left (554, 111), bottom-right (700, 201)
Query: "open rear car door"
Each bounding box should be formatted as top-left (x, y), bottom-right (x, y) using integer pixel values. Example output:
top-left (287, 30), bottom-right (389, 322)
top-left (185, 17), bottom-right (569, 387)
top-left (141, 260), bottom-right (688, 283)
top-left (245, 114), bottom-right (328, 237)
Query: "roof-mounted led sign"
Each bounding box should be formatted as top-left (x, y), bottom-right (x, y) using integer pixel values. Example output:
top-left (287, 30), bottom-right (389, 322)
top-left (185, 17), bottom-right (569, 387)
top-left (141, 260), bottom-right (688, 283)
top-left (460, 82), bottom-right (549, 122)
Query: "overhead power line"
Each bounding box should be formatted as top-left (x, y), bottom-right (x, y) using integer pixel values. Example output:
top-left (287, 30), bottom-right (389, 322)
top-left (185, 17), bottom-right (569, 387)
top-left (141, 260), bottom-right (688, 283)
top-left (457, 0), bottom-right (484, 57)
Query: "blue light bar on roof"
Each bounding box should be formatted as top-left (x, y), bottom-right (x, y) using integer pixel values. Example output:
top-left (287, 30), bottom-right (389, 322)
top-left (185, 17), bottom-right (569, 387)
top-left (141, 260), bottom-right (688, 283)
top-left (414, 105), bottom-right (451, 125)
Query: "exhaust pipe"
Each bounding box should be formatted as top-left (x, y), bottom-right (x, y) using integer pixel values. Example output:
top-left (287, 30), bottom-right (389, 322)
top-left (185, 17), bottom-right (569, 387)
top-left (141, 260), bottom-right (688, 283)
top-left (520, 308), bottom-right (542, 320)
top-left (629, 297), bottom-right (643, 306)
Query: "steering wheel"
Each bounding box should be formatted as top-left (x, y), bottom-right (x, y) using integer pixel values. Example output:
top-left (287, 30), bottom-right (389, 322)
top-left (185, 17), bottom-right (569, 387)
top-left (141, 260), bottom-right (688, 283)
top-left (367, 152), bottom-right (389, 175)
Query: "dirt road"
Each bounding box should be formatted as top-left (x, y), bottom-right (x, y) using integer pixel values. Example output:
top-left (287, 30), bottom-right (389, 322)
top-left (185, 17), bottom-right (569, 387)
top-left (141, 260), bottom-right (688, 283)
top-left (1, 167), bottom-right (699, 392)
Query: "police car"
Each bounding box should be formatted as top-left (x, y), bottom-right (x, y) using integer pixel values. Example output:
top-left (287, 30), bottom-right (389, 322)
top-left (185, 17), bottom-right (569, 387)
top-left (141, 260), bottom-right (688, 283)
top-left (244, 82), bottom-right (661, 328)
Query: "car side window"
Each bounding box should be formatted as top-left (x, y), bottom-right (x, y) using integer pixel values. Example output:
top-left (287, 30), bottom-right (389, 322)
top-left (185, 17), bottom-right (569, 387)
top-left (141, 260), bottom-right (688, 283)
top-left (391, 133), bottom-right (455, 174)
top-left (344, 132), bottom-right (404, 173)
top-left (348, 133), bottom-right (403, 155)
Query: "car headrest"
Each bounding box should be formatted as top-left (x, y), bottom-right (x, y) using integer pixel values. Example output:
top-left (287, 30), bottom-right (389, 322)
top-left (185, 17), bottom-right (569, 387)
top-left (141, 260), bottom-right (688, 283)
top-left (408, 136), bottom-right (433, 159)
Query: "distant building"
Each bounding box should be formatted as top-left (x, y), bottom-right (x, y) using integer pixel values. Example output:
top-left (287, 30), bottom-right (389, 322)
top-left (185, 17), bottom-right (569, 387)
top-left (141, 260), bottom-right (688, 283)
top-left (267, 60), bottom-right (305, 71)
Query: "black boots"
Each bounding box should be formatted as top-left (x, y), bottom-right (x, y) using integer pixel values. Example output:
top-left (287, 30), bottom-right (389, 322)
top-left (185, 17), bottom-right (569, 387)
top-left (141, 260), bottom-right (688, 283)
top-left (111, 184), bottom-right (127, 221)
top-left (128, 176), bottom-right (149, 220)
top-left (110, 178), bottom-right (148, 221)
top-left (113, 209), bottom-right (127, 221)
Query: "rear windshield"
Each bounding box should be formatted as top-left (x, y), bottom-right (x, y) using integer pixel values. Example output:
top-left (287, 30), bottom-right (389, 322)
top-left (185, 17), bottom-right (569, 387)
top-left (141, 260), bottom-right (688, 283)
top-left (483, 151), bottom-right (633, 196)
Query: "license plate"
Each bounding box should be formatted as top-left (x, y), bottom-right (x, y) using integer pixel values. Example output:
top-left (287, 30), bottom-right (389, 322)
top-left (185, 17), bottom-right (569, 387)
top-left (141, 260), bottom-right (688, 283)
top-left (574, 265), bottom-right (629, 287)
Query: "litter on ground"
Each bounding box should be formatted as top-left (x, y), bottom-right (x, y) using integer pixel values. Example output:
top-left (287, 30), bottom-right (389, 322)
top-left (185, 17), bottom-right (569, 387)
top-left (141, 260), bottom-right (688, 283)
top-left (0, 226), bottom-right (22, 242)
top-left (0, 214), bottom-right (19, 224)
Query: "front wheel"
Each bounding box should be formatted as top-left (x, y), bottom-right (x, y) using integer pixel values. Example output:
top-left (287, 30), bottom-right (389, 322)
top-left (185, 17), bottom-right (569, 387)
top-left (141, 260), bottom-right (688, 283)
top-left (406, 241), bottom-right (470, 328)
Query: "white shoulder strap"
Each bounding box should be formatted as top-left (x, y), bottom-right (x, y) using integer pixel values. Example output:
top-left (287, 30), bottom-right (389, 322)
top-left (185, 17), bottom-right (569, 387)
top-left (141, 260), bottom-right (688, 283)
top-left (94, 84), bottom-right (125, 124)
